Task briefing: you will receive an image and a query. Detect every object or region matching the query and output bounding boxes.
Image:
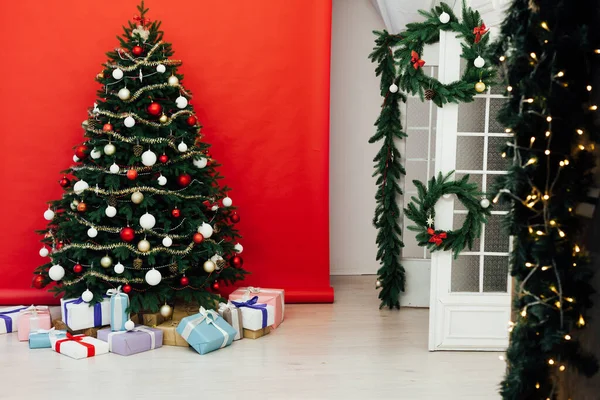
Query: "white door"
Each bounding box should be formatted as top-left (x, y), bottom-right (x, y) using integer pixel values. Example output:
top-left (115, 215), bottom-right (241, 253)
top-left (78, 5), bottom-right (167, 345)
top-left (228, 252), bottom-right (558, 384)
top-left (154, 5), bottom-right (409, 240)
top-left (428, 31), bottom-right (511, 351)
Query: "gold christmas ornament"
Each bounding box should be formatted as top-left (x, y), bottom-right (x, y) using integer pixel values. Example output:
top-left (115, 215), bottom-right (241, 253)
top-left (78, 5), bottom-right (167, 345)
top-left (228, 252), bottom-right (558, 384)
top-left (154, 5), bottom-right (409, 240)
top-left (100, 255), bottom-right (113, 268)
top-left (131, 191), bottom-right (144, 204)
top-left (159, 114), bottom-right (168, 123)
top-left (160, 304), bottom-right (173, 319)
top-left (203, 260), bottom-right (216, 273)
top-left (137, 239), bottom-right (151, 253)
top-left (475, 81), bottom-right (486, 93)
top-left (133, 258), bottom-right (143, 270)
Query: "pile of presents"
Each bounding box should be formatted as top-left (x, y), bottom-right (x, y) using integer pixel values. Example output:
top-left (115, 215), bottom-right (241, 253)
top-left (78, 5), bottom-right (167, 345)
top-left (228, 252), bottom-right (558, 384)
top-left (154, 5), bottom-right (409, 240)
top-left (0, 287), bottom-right (284, 359)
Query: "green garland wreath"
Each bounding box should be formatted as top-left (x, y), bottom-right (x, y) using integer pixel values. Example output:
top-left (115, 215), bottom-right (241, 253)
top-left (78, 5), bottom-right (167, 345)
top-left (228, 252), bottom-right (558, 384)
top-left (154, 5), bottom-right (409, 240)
top-left (393, 1), bottom-right (495, 106)
top-left (404, 172), bottom-right (491, 258)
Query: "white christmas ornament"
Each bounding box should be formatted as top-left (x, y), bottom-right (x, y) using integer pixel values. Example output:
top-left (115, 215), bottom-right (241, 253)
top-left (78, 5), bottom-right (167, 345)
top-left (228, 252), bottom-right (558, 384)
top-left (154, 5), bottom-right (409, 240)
top-left (439, 12), bottom-right (450, 24)
top-left (145, 268), bottom-right (162, 286)
top-left (156, 64), bottom-right (166, 74)
top-left (162, 236), bottom-right (173, 247)
top-left (168, 75), bottom-right (179, 86)
top-left (193, 157), bottom-right (208, 169)
top-left (197, 222), bottom-right (213, 239)
top-left (480, 198), bottom-right (491, 209)
top-left (118, 87), bottom-right (131, 100)
top-left (90, 148), bottom-right (102, 159)
top-left (141, 149), bottom-right (157, 166)
top-left (157, 175), bottom-right (167, 186)
top-left (211, 205), bottom-right (219, 211)
top-left (112, 68), bottom-right (124, 80)
top-left (104, 143), bottom-right (116, 156)
top-left (222, 197), bottom-right (233, 207)
top-left (131, 191), bottom-right (144, 204)
top-left (109, 163), bottom-right (120, 174)
top-left (234, 243), bottom-right (243, 254)
top-left (81, 289), bottom-right (94, 303)
top-left (43, 208), bottom-right (55, 221)
top-left (87, 227), bottom-right (98, 238)
top-left (114, 262), bottom-right (125, 274)
top-left (203, 260), bottom-right (216, 273)
top-left (124, 116), bottom-right (136, 128)
top-left (177, 141), bottom-right (188, 153)
top-left (49, 264), bottom-right (65, 281)
top-left (73, 155), bottom-right (80, 163)
top-left (39, 247), bottom-right (49, 257)
top-left (139, 213), bottom-right (156, 230)
top-left (474, 56), bottom-right (486, 68)
top-left (138, 239), bottom-right (151, 253)
top-left (389, 83), bottom-right (399, 93)
top-left (124, 320), bottom-right (135, 331)
top-left (105, 206), bottom-right (117, 218)
top-left (175, 96), bottom-right (188, 109)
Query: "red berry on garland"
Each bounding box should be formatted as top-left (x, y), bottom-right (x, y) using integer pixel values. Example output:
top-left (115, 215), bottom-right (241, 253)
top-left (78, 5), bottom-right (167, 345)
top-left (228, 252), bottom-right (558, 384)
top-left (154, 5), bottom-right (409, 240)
top-left (122, 284), bottom-right (132, 294)
top-left (75, 145), bottom-right (88, 159)
top-left (132, 45), bottom-right (143, 56)
top-left (32, 275), bottom-right (45, 289)
top-left (103, 123), bottom-right (113, 132)
top-left (126, 169), bottom-right (138, 180)
top-left (186, 115), bottom-right (197, 126)
top-left (180, 276), bottom-right (189, 286)
top-left (211, 281), bottom-right (220, 291)
top-left (193, 233), bottom-right (204, 244)
top-left (177, 173), bottom-right (192, 187)
top-left (159, 154), bottom-right (168, 164)
top-left (231, 255), bottom-right (244, 268)
top-left (77, 202), bottom-right (88, 212)
top-left (230, 213), bottom-right (240, 223)
top-left (147, 102), bottom-right (162, 116)
top-left (59, 176), bottom-right (71, 188)
top-left (120, 227), bottom-right (135, 242)
top-left (73, 263), bottom-right (83, 274)
top-left (171, 207), bottom-right (181, 218)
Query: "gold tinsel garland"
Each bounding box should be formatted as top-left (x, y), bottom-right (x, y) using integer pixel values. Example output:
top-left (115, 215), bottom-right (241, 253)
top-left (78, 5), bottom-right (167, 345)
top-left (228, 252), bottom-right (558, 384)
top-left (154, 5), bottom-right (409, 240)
top-left (54, 241), bottom-right (196, 256)
top-left (96, 109), bottom-right (193, 128)
top-left (61, 269), bottom-right (180, 286)
top-left (88, 127), bottom-right (178, 146)
top-left (122, 83), bottom-right (191, 103)
top-left (83, 184), bottom-right (212, 200)
top-left (70, 150), bottom-right (208, 173)
top-left (107, 41), bottom-right (182, 72)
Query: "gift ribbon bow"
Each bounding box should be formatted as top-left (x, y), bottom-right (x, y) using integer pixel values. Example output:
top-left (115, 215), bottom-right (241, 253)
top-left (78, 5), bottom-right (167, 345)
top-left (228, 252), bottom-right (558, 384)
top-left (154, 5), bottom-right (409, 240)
top-left (473, 23), bottom-right (488, 44)
top-left (55, 333), bottom-right (96, 357)
top-left (411, 51), bottom-right (425, 70)
top-left (427, 227), bottom-right (447, 246)
top-left (133, 15), bottom-right (151, 27)
top-left (231, 296), bottom-right (268, 328)
top-left (0, 307), bottom-right (28, 333)
top-left (20, 305), bottom-right (49, 315)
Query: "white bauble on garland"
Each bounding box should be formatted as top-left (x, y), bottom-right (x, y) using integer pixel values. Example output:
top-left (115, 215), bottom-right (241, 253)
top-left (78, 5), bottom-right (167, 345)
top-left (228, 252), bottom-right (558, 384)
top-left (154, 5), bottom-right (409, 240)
top-left (167, 75), bottom-right (179, 86)
top-left (73, 155), bottom-right (80, 163)
top-left (104, 143), bottom-right (116, 156)
top-left (90, 148), bottom-right (102, 159)
top-left (39, 247), bottom-right (49, 257)
top-left (73, 180), bottom-right (89, 194)
top-left (87, 227), bottom-right (98, 238)
top-left (193, 157), bottom-right (208, 169)
top-left (145, 268), bottom-right (162, 286)
top-left (124, 116), bottom-right (136, 128)
top-left (141, 150), bottom-right (157, 166)
top-left (118, 88), bottom-right (131, 100)
top-left (222, 197), bottom-right (233, 207)
top-left (139, 212), bottom-right (156, 230)
top-left (177, 141), bottom-right (188, 153)
top-left (105, 206), bottom-right (117, 218)
top-left (43, 208), bottom-right (55, 221)
top-left (439, 12), bottom-right (450, 24)
top-left (109, 163), bottom-right (120, 174)
top-left (480, 198), bottom-right (491, 209)
top-left (157, 175), bottom-right (167, 186)
top-left (114, 262), bottom-right (125, 274)
top-left (197, 222), bottom-right (213, 239)
top-left (474, 56), bottom-right (485, 68)
top-left (234, 243), bottom-right (244, 254)
top-left (49, 264), bottom-right (65, 281)
top-left (175, 96), bottom-right (188, 109)
top-left (156, 64), bottom-right (166, 74)
top-left (112, 68), bottom-right (124, 80)
top-left (162, 236), bottom-right (173, 247)
top-left (389, 84), bottom-right (398, 93)
top-left (81, 289), bottom-right (94, 303)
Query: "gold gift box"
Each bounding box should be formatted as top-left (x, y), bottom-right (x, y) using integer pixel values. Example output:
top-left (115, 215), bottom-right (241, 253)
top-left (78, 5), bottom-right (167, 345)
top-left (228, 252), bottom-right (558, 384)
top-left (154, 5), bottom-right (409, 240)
top-left (155, 320), bottom-right (189, 347)
top-left (243, 327), bottom-right (270, 340)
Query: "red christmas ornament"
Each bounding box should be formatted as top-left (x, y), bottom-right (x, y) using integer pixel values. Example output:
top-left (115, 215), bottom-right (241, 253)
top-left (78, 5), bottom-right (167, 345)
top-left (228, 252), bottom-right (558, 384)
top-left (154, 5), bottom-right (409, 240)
top-left (211, 281), bottom-right (220, 291)
top-left (231, 255), bottom-right (244, 268)
top-left (147, 102), bottom-right (162, 116)
top-left (177, 173), bottom-right (192, 187)
top-left (171, 208), bottom-right (181, 218)
top-left (193, 233), bottom-right (204, 244)
top-left (75, 145), bottom-right (88, 159)
top-left (103, 123), bottom-right (114, 132)
top-left (59, 176), bottom-right (71, 188)
top-left (32, 275), bottom-right (45, 289)
top-left (120, 227), bottom-right (135, 242)
top-left (180, 276), bottom-right (189, 286)
top-left (126, 169), bottom-right (138, 180)
top-left (122, 284), bottom-right (132, 294)
top-left (230, 213), bottom-right (240, 223)
top-left (77, 202), bottom-right (87, 212)
top-left (132, 45), bottom-right (144, 56)
top-left (186, 115), bottom-right (197, 126)
top-left (73, 263), bottom-right (83, 273)
top-left (56, 241), bottom-right (64, 250)
top-left (159, 154), bottom-right (169, 164)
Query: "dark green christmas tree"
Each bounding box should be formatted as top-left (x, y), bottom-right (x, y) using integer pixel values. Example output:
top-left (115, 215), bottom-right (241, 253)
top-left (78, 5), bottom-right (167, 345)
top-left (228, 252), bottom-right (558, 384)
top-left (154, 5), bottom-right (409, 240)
top-left (491, 0), bottom-right (600, 397)
top-left (35, 2), bottom-right (247, 313)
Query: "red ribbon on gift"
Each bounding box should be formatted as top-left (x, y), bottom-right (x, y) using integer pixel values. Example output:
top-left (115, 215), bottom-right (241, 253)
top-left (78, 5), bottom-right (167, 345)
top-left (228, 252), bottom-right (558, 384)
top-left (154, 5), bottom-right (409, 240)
top-left (55, 333), bottom-right (96, 357)
top-left (473, 24), bottom-right (488, 44)
top-left (411, 51), bottom-right (425, 70)
top-left (133, 15), bottom-right (151, 27)
top-left (427, 227), bottom-right (447, 246)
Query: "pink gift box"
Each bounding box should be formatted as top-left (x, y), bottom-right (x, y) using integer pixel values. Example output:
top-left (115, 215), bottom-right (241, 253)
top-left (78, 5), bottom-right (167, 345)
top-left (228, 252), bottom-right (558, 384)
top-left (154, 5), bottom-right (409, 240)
top-left (229, 287), bottom-right (285, 328)
top-left (18, 306), bottom-right (52, 341)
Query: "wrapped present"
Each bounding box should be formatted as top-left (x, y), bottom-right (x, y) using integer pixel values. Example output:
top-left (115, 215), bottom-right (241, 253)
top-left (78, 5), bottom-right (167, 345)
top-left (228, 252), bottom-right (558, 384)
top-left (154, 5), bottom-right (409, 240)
top-left (156, 320), bottom-right (189, 347)
top-left (244, 327), bottom-right (270, 339)
top-left (50, 333), bottom-right (109, 360)
top-left (17, 306), bottom-right (52, 341)
top-left (52, 319), bottom-right (106, 338)
top-left (176, 307), bottom-right (236, 355)
top-left (61, 296), bottom-right (110, 331)
top-left (173, 300), bottom-right (199, 320)
top-left (229, 287), bottom-right (284, 328)
top-left (217, 302), bottom-right (243, 341)
top-left (140, 312), bottom-right (165, 327)
top-left (97, 325), bottom-right (163, 356)
top-left (0, 306), bottom-right (28, 334)
top-left (231, 296), bottom-right (275, 332)
top-left (106, 287), bottom-right (129, 331)
top-left (29, 328), bottom-right (67, 349)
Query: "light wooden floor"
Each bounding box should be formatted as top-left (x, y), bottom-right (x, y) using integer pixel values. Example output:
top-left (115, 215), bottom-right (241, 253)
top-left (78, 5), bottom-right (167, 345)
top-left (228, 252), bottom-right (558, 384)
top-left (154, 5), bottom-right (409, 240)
top-left (0, 276), bottom-right (503, 399)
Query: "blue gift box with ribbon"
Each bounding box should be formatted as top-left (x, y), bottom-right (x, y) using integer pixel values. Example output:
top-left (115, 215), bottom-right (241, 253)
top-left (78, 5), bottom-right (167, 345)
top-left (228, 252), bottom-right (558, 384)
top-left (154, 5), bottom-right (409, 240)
top-left (60, 296), bottom-right (111, 331)
top-left (0, 306), bottom-right (27, 334)
top-left (176, 307), bottom-right (237, 355)
top-left (29, 329), bottom-right (67, 349)
top-left (106, 286), bottom-right (129, 331)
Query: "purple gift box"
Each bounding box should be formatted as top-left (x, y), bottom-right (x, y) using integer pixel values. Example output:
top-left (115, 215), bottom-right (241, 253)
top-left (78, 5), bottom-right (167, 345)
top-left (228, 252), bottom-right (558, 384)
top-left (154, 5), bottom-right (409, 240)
top-left (97, 325), bottom-right (163, 356)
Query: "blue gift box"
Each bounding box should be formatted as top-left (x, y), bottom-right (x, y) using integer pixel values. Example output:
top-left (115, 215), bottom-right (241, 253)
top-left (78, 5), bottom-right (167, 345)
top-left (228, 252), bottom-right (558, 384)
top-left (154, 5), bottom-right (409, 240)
top-left (106, 287), bottom-right (129, 331)
top-left (176, 307), bottom-right (236, 355)
top-left (29, 329), bottom-right (67, 349)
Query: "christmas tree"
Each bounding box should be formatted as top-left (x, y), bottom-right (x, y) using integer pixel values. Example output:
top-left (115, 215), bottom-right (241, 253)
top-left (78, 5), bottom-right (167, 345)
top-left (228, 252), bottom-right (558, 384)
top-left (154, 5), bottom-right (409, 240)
top-left (34, 2), bottom-right (247, 313)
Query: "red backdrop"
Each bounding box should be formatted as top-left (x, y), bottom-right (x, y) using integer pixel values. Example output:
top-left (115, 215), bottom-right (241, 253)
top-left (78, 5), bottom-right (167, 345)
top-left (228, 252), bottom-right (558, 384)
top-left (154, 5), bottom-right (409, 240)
top-left (0, 0), bottom-right (333, 304)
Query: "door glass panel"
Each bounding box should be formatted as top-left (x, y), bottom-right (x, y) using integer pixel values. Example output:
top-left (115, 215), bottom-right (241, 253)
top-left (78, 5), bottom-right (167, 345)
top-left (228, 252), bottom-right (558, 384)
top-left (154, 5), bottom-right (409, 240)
top-left (487, 136), bottom-right (509, 171)
top-left (457, 98), bottom-right (486, 132)
top-left (484, 214), bottom-right (510, 253)
top-left (483, 256), bottom-right (509, 292)
top-left (451, 255), bottom-right (480, 292)
top-left (456, 136), bottom-right (484, 170)
top-left (488, 98), bottom-right (507, 133)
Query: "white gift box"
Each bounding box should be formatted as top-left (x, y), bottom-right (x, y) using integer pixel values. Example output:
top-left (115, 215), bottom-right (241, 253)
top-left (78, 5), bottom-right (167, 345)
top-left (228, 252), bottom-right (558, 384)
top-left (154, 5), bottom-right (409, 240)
top-left (60, 297), bottom-right (111, 331)
top-left (50, 334), bottom-right (109, 360)
top-left (230, 298), bottom-right (275, 331)
top-left (0, 306), bottom-right (27, 334)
